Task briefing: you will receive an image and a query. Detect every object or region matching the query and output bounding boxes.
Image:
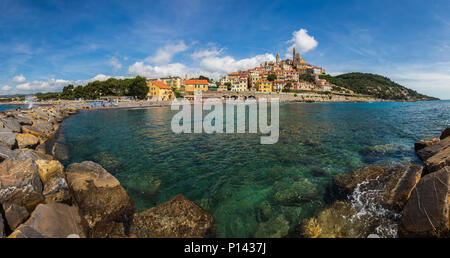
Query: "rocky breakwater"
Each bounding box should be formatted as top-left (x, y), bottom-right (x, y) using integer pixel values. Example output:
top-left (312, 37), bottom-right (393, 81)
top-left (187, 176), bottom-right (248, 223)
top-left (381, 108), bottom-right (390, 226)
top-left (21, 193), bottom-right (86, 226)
top-left (0, 105), bottom-right (215, 238)
top-left (297, 127), bottom-right (449, 238)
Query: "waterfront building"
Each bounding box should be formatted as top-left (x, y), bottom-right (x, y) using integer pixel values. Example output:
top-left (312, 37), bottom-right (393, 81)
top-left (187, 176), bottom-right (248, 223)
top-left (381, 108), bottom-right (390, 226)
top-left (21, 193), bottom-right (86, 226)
top-left (147, 81), bottom-right (174, 101)
top-left (257, 80), bottom-right (273, 92)
top-left (231, 78), bottom-right (248, 92)
top-left (185, 79), bottom-right (209, 92)
top-left (217, 84), bottom-right (228, 92)
top-left (160, 76), bottom-right (182, 90)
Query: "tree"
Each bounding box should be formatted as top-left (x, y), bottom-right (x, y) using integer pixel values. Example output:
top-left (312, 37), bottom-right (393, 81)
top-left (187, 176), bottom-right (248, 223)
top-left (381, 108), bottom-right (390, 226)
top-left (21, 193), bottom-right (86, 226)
top-left (267, 74), bottom-right (277, 82)
top-left (128, 76), bottom-right (149, 99)
top-left (225, 82), bottom-right (232, 91)
top-left (283, 82), bottom-right (292, 92)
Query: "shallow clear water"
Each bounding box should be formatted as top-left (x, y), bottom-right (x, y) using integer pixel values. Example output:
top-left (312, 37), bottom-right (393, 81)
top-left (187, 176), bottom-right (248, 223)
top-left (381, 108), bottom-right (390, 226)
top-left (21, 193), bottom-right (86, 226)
top-left (61, 101), bottom-right (450, 237)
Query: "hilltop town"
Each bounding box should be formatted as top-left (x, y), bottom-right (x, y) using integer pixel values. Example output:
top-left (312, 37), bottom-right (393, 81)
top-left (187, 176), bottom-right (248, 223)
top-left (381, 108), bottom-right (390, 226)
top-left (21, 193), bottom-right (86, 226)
top-left (147, 47), bottom-right (332, 101)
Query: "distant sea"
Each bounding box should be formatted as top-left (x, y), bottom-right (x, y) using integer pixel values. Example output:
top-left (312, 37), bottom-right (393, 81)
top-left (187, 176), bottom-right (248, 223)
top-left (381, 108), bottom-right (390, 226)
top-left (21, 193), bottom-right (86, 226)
top-left (61, 100), bottom-right (449, 237)
top-left (0, 104), bottom-right (21, 112)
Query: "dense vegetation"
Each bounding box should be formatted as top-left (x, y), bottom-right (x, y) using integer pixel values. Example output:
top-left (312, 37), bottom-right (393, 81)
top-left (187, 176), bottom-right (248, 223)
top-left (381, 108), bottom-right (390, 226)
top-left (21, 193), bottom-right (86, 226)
top-left (319, 73), bottom-right (437, 100)
top-left (36, 76), bottom-right (149, 100)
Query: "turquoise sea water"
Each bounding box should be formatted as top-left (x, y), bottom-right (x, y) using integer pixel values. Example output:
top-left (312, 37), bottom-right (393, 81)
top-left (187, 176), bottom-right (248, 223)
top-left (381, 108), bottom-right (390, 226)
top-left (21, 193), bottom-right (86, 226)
top-left (61, 101), bottom-right (450, 237)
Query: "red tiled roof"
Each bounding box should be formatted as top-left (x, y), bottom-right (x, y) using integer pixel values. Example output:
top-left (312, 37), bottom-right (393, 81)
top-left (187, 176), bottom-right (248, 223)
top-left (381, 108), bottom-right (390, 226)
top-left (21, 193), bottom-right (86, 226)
top-left (185, 79), bottom-right (208, 85)
top-left (151, 81), bottom-right (171, 89)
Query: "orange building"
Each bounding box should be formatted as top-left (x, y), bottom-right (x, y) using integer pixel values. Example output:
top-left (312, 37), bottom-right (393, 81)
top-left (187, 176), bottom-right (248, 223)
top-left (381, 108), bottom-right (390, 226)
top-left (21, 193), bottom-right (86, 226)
top-left (147, 81), bottom-right (174, 101)
top-left (185, 79), bottom-right (209, 92)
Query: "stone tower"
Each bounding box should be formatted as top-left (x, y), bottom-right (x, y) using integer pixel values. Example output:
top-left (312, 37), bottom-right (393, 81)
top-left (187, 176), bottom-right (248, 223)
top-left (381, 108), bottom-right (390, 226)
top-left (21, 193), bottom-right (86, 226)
top-left (276, 52), bottom-right (280, 64)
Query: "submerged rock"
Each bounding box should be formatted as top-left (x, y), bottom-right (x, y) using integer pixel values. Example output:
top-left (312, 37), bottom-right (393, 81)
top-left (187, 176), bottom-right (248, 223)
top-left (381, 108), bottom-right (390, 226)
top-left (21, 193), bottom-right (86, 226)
top-left (272, 178), bottom-right (319, 205)
top-left (9, 203), bottom-right (86, 238)
top-left (400, 167), bottom-right (449, 238)
top-left (254, 214), bottom-right (290, 238)
top-left (92, 152), bottom-right (122, 173)
top-left (52, 142), bottom-right (69, 162)
top-left (130, 194), bottom-right (215, 238)
top-left (297, 201), bottom-right (364, 238)
top-left (65, 161), bottom-right (134, 237)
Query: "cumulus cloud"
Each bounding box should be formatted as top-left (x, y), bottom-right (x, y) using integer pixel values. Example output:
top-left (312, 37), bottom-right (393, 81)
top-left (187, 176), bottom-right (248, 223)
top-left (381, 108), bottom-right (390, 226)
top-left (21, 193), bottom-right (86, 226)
top-left (10, 74), bottom-right (26, 83)
top-left (1, 85), bottom-right (12, 92)
top-left (5, 74), bottom-right (128, 94)
top-left (108, 57), bottom-right (122, 72)
top-left (190, 47), bottom-right (223, 60)
top-left (145, 41), bottom-right (189, 65)
top-left (199, 53), bottom-right (275, 74)
top-left (287, 28), bottom-right (318, 57)
top-left (128, 53), bottom-right (275, 80)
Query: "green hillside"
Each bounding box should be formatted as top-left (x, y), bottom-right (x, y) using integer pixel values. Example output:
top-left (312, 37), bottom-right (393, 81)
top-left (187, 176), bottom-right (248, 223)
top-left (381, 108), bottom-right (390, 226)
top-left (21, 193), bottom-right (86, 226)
top-left (320, 73), bottom-right (438, 101)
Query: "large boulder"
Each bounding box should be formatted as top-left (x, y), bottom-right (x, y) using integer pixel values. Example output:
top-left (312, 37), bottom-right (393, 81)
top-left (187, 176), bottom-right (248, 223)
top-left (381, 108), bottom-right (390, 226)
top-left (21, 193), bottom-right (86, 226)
top-left (440, 127), bottom-right (450, 140)
top-left (65, 161), bottom-right (134, 237)
top-left (414, 138), bottom-right (440, 151)
top-left (0, 117), bottom-right (21, 133)
top-left (16, 133), bottom-right (40, 149)
top-left (416, 136), bottom-right (450, 162)
top-left (423, 145), bottom-right (450, 174)
top-left (0, 158), bottom-right (44, 212)
top-left (400, 167), bottom-right (449, 237)
top-left (130, 194), bottom-right (215, 238)
top-left (0, 143), bottom-right (16, 161)
top-left (385, 164), bottom-right (423, 210)
top-left (9, 203), bottom-right (87, 238)
top-left (0, 127), bottom-right (17, 149)
top-left (3, 203), bottom-right (29, 230)
top-left (11, 149), bottom-right (53, 162)
top-left (35, 160), bottom-right (71, 204)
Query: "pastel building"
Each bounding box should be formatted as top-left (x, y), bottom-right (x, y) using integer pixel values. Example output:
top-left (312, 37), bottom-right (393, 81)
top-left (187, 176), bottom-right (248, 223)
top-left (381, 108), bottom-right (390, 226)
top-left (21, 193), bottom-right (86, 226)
top-left (185, 79), bottom-right (209, 92)
top-left (147, 81), bottom-right (174, 101)
top-left (257, 80), bottom-right (273, 92)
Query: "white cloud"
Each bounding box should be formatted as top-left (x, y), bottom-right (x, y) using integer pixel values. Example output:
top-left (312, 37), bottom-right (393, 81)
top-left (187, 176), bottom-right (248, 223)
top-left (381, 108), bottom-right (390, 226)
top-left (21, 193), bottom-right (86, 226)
top-left (5, 74), bottom-right (128, 94)
top-left (190, 47), bottom-right (223, 60)
top-left (10, 74), bottom-right (26, 83)
top-left (145, 41), bottom-right (189, 65)
top-left (287, 28), bottom-right (318, 57)
top-left (108, 57), bottom-right (122, 72)
top-left (199, 53), bottom-right (275, 74)
top-left (128, 53), bottom-right (275, 80)
top-left (1, 85), bottom-right (12, 91)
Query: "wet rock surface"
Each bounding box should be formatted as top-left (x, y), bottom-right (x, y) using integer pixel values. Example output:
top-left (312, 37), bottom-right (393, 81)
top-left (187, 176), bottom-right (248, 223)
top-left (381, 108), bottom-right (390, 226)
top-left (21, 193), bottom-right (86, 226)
top-left (130, 194), bottom-right (215, 238)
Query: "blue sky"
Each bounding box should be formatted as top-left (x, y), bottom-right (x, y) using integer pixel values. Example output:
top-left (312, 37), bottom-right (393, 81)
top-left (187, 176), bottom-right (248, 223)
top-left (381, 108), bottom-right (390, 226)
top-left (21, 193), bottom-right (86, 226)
top-left (1, 0), bottom-right (449, 98)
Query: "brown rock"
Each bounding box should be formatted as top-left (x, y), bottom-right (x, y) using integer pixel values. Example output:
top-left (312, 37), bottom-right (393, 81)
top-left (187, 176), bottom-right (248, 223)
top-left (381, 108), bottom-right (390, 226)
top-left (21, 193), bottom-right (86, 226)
top-left (440, 127), bottom-right (450, 140)
top-left (0, 143), bottom-right (16, 161)
top-left (0, 127), bottom-right (17, 149)
top-left (52, 142), bottom-right (69, 162)
top-left (35, 142), bottom-right (47, 154)
top-left (424, 145), bottom-right (450, 174)
top-left (10, 203), bottom-right (87, 238)
top-left (11, 149), bottom-right (53, 162)
top-left (66, 161), bottom-right (134, 237)
top-left (416, 136), bottom-right (450, 161)
top-left (386, 164), bottom-right (423, 210)
top-left (0, 117), bottom-right (21, 133)
top-left (333, 165), bottom-right (387, 197)
top-left (0, 211), bottom-right (4, 238)
top-left (3, 203), bottom-right (29, 230)
top-left (400, 167), bottom-right (449, 237)
top-left (35, 159), bottom-right (71, 204)
top-left (16, 133), bottom-right (40, 149)
top-left (130, 194), bottom-right (215, 238)
top-left (0, 158), bottom-right (44, 212)
top-left (414, 138), bottom-right (440, 151)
